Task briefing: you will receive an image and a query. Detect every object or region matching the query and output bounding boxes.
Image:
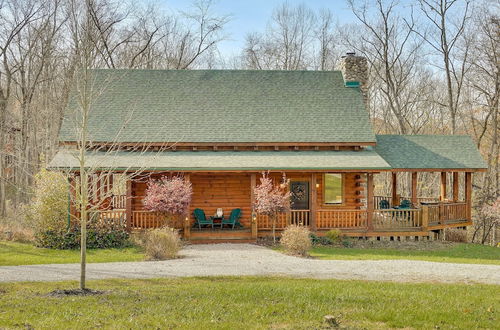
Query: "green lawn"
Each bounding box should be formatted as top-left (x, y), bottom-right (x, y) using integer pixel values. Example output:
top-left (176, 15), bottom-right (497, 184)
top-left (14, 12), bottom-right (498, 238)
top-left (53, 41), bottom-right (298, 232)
top-left (0, 277), bottom-right (498, 329)
top-left (0, 241), bottom-right (145, 266)
top-left (309, 243), bottom-right (500, 265)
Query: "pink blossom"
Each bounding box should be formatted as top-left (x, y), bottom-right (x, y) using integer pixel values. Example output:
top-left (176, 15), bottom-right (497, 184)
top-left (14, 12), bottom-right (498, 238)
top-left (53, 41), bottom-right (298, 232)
top-left (254, 172), bottom-right (291, 216)
top-left (143, 176), bottom-right (192, 216)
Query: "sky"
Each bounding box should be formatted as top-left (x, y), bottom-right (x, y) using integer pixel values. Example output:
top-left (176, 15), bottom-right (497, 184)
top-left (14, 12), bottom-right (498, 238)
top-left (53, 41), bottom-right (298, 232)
top-left (157, 0), bottom-right (360, 56)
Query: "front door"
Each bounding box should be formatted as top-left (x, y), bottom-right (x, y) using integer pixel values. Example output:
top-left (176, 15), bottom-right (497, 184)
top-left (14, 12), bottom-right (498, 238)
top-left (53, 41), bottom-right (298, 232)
top-left (290, 181), bottom-right (310, 226)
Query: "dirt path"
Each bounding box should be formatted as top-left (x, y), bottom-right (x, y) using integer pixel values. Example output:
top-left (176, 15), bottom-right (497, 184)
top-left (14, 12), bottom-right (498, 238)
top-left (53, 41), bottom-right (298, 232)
top-left (1, 244), bottom-right (499, 284)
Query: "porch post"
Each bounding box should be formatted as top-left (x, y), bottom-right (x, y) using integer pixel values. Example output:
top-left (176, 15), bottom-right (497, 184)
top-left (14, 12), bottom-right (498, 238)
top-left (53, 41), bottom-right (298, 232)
top-left (125, 179), bottom-right (132, 232)
top-left (250, 173), bottom-right (257, 239)
top-left (411, 172), bottom-right (418, 206)
top-left (452, 172), bottom-right (459, 202)
top-left (184, 174), bottom-right (191, 238)
top-left (310, 173), bottom-right (317, 231)
top-left (391, 172), bottom-right (398, 207)
top-left (367, 173), bottom-right (374, 230)
top-left (440, 172), bottom-right (447, 201)
top-left (465, 172), bottom-right (472, 221)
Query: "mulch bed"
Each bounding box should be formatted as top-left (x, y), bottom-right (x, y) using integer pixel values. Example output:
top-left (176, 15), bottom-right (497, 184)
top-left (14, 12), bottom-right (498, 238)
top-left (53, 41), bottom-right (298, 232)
top-left (47, 288), bottom-right (106, 297)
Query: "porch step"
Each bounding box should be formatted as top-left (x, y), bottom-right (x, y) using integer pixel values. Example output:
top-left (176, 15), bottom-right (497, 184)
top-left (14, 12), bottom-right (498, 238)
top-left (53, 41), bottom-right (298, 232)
top-left (189, 229), bottom-right (252, 238)
top-left (189, 238), bottom-right (256, 244)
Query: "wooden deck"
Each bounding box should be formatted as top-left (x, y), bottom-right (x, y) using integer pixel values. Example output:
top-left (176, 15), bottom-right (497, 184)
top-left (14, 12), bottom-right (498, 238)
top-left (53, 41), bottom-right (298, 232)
top-left (88, 201), bottom-right (469, 241)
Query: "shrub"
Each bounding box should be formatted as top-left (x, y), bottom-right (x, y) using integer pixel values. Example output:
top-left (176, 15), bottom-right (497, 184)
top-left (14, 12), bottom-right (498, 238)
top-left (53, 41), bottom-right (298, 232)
top-left (143, 227), bottom-right (182, 260)
top-left (310, 233), bottom-right (333, 245)
top-left (0, 223), bottom-right (34, 243)
top-left (325, 229), bottom-right (344, 243)
top-left (281, 225), bottom-right (311, 256)
top-left (26, 168), bottom-right (68, 238)
top-left (445, 228), bottom-right (467, 243)
top-left (34, 226), bottom-right (130, 249)
top-left (341, 237), bottom-right (353, 248)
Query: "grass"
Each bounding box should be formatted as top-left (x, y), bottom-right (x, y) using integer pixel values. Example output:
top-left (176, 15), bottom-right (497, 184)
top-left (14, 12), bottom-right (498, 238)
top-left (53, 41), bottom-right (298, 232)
top-left (309, 242), bottom-right (500, 265)
top-left (0, 241), bottom-right (145, 266)
top-left (0, 277), bottom-right (498, 329)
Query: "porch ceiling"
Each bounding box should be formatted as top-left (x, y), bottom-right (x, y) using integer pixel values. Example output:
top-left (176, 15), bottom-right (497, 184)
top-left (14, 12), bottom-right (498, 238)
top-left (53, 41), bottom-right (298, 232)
top-left (47, 150), bottom-right (391, 171)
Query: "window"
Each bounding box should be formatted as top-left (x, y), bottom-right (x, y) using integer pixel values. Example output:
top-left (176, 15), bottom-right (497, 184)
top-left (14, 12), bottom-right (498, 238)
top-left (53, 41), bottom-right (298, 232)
top-left (324, 173), bottom-right (343, 204)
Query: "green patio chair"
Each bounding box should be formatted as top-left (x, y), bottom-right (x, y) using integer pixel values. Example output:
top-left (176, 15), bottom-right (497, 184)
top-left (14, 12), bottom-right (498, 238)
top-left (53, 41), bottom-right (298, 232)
top-left (220, 208), bottom-right (242, 229)
top-left (193, 208), bottom-right (214, 229)
top-left (379, 199), bottom-right (390, 209)
top-left (399, 199), bottom-right (412, 209)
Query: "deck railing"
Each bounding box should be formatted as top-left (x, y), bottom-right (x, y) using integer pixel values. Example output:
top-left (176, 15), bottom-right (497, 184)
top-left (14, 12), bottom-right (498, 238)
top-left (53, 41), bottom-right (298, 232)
top-left (316, 210), bottom-right (367, 229)
top-left (78, 202), bottom-right (469, 233)
top-left (373, 208), bottom-right (422, 230)
top-left (256, 210), bottom-right (310, 230)
top-left (111, 195), bottom-right (127, 209)
top-left (374, 195), bottom-right (440, 209)
top-left (427, 202), bottom-right (467, 226)
top-left (131, 211), bottom-right (165, 229)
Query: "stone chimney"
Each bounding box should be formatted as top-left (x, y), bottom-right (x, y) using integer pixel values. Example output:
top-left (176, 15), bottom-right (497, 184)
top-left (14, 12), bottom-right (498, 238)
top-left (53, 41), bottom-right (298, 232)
top-left (336, 52), bottom-right (368, 105)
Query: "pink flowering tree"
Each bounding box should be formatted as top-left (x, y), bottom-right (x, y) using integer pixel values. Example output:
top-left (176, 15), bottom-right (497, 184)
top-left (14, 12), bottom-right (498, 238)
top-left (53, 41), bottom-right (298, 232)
top-left (254, 172), bottom-right (291, 242)
top-left (143, 176), bottom-right (193, 227)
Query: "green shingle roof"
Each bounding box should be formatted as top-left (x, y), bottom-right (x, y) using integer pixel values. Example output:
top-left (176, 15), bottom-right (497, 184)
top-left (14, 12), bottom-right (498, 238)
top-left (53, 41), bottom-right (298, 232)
top-left (374, 135), bottom-right (487, 170)
top-left (58, 69), bottom-right (375, 144)
top-left (48, 150), bottom-right (390, 171)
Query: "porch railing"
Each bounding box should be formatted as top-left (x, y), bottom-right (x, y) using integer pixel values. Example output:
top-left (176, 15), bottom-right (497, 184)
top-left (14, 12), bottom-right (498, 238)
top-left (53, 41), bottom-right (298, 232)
top-left (373, 208), bottom-right (422, 230)
top-left (427, 202), bottom-right (467, 226)
top-left (316, 210), bottom-right (367, 229)
top-left (111, 194), bottom-right (127, 209)
top-left (131, 211), bottom-right (165, 229)
top-left (256, 210), bottom-right (310, 230)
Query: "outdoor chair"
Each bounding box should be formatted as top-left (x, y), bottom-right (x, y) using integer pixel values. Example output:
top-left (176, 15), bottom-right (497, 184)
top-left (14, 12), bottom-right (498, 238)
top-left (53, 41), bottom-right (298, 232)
top-left (379, 199), bottom-right (390, 209)
top-left (220, 208), bottom-right (242, 229)
top-left (399, 199), bottom-right (412, 209)
top-left (193, 208), bottom-right (214, 229)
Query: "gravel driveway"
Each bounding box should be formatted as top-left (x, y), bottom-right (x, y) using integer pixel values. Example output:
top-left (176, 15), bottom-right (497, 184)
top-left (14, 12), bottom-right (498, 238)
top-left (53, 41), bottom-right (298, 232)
top-left (1, 244), bottom-right (499, 284)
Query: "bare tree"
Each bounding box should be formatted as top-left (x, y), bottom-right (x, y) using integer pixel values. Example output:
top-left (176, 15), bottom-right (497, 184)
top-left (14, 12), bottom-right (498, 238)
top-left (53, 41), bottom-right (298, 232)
top-left (344, 0), bottom-right (427, 134)
top-left (415, 0), bottom-right (473, 134)
top-left (0, 0), bottom-right (44, 217)
top-left (242, 3), bottom-right (316, 70)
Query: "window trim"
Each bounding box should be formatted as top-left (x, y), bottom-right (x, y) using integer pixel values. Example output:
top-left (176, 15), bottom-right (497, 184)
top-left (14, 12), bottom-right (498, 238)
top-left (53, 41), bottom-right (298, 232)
top-left (323, 173), bottom-right (345, 206)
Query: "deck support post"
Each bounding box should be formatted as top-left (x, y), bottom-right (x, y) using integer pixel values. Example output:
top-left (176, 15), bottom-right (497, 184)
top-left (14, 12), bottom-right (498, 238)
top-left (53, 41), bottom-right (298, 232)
top-left (465, 172), bottom-right (472, 221)
top-left (310, 173), bottom-right (317, 231)
top-left (411, 172), bottom-right (418, 206)
top-left (452, 172), bottom-right (459, 202)
top-left (391, 172), bottom-right (398, 207)
top-left (125, 179), bottom-right (132, 232)
top-left (440, 172), bottom-right (447, 201)
top-left (367, 173), bottom-right (374, 230)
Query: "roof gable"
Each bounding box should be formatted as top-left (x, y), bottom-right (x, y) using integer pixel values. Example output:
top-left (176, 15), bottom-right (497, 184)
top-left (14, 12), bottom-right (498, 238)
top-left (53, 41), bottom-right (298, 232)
top-left (58, 69), bottom-right (376, 144)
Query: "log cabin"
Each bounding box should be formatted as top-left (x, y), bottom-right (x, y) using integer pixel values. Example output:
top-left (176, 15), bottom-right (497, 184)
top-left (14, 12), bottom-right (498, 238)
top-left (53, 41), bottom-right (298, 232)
top-left (48, 53), bottom-right (487, 242)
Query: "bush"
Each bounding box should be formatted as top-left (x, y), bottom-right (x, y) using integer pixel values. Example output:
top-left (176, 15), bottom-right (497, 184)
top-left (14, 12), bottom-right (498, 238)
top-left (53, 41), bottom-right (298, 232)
top-left (0, 223), bottom-right (34, 243)
top-left (341, 237), bottom-right (353, 248)
top-left (34, 226), bottom-right (130, 249)
top-left (143, 227), bottom-right (182, 260)
top-left (281, 225), bottom-right (311, 256)
top-left (325, 229), bottom-right (344, 243)
top-left (445, 228), bottom-right (467, 243)
top-left (26, 169), bottom-right (68, 235)
top-left (310, 233), bottom-right (333, 245)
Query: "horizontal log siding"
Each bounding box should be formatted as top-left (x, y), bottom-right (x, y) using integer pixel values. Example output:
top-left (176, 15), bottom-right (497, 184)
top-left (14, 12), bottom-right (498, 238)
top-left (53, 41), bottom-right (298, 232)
top-left (189, 173), bottom-right (252, 228)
